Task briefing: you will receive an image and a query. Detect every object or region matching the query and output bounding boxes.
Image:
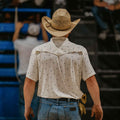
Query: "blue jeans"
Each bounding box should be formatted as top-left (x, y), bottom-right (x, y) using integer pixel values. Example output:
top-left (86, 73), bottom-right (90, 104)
top-left (92, 6), bottom-right (120, 31)
top-left (37, 97), bottom-right (81, 120)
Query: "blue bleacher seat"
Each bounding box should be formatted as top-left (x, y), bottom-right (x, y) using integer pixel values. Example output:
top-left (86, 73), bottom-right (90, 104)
top-left (0, 68), bottom-right (16, 77)
top-left (0, 82), bottom-right (19, 118)
top-left (0, 41), bottom-right (14, 50)
top-left (0, 55), bottom-right (15, 63)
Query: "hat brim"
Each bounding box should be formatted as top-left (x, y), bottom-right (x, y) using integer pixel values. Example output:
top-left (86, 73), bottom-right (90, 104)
top-left (42, 16), bottom-right (80, 37)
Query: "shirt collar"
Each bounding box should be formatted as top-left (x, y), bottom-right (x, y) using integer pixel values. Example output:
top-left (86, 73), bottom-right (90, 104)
top-left (35, 37), bottom-right (82, 56)
top-left (50, 37), bottom-right (69, 49)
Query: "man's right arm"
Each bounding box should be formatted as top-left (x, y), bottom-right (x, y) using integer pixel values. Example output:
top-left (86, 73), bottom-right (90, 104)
top-left (24, 77), bottom-right (36, 120)
top-left (94, 0), bottom-right (108, 7)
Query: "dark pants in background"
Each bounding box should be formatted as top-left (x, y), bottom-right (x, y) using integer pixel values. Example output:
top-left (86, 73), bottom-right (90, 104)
top-left (92, 6), bottom-right (120, 31)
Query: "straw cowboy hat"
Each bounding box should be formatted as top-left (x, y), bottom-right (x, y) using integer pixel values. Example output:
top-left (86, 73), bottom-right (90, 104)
top-left (42, 8), bottom-right (80, 37)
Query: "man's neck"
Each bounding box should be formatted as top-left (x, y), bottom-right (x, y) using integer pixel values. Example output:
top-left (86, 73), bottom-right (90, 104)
top-left (52, 37), bottom-right (67, 41)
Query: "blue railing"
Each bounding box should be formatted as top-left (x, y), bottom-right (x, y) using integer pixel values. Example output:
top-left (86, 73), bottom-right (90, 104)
top-left (0, 68), bottom-right (16, 77)
top-left (2, 8), bottom-right (51, 17)
top-left (0, 55), bottom-right (15, 63)
top-left (0, 8), bottom-right (51, 33)
top-left (0, 41), bottom-right (14, 50)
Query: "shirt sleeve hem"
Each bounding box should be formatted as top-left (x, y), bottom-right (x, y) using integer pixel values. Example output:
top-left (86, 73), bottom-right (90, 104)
top-left (83, 72), bottom-right (96, 81)
top-left (26, 75), bottom-right (38, 82)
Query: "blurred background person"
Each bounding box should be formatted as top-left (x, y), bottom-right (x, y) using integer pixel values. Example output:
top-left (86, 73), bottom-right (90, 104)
top-left (0, 12), bottom-right (14, 41)
top-left (0, 0), bottom-right (19, 9)
top-left (18, 0), bottom-right (48, 8)
top-left (53, 0), bottom-right (66, 11)
top-left (12, 21), bottom-right (48, 120)
top-left (4, 12), bottom-right (12, 23)
top-left (34, 0), bottom-right (44, 7)
top-left (92, 0), bottom-right (120, 40)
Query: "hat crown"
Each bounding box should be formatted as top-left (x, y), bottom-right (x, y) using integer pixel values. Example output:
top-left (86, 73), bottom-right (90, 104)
top-left (42, 8), bottom-right (80, 37)
top-left (51, 9), bottom-right (71, 30)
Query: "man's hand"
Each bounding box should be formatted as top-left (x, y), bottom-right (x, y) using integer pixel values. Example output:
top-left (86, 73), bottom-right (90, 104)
top-left (91, 104), bottom-right (103, 120)
top-left (101, 2), bottom-right (108, 7)
top-left (94, 0), bottom-right (108, 7)
top-left (107, 5), bottom-right (115, 11)
top-left (24, 107), bottom-right (34, 120)
top-left (15, 22), bottom-right (24, 30)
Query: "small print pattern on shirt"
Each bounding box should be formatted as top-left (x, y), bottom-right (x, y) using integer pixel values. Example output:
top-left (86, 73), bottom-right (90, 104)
top-left (26, 37), bottom-right (96, 99)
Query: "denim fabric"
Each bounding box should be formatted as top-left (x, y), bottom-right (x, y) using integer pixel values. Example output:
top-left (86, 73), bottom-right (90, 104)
top-left (37, 97), bottom-right (81, 120)
top-left (92, 6), bottom-right (108, 30)
top-left (115, 24), bottom-right (120, 31)
top-left (19, 75), bottom-right (39, 120)
top-left (19, 75), bottom-right (26, 105)
top-left (92, 6), bottom-right (120, 31)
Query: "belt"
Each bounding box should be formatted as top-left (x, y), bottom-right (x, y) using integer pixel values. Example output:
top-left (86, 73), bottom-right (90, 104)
top-left (52, 98), bottom-right (79, 102)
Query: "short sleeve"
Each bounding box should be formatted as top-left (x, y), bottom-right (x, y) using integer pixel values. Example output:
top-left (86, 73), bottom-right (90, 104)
top-left (14, 39), bottom-right (23, 51)
top-left (81, 48), bottom-right (96, 81)
top-left (14, 40), bottom-right (20, 50)
top-left (26, 49), bottom-right (39, 82)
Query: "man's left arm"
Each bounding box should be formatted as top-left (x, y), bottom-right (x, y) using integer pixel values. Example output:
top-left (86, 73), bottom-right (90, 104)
top-left (81, 47), bottom-right (103, 120)
top-left (86, 75), bottom-right (103, 120)
top-left (12, 22), bottom-right (24, 42)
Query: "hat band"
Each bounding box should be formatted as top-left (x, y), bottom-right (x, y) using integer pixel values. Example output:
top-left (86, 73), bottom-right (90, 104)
top-left (51, 24), bottom-right (71, 31)
top-left (51, 23), bottom-right (71, 31)
top-left (44, 18), bottom-right (71, 31)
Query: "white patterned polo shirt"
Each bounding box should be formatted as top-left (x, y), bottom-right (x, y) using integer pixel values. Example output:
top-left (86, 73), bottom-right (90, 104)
top-left (26, 37), bottom-right (96, 99)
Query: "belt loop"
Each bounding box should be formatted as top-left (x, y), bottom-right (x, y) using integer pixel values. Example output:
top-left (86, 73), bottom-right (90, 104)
top-left (68, 98), bottom-right (70, 102)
